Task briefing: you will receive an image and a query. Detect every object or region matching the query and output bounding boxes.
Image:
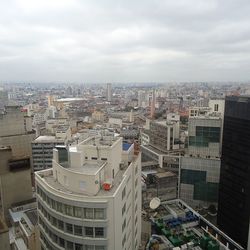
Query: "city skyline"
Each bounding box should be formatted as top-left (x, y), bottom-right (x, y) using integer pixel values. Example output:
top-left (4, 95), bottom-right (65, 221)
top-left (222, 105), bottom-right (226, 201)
top-left (1, 0), bottom-right (250, 83)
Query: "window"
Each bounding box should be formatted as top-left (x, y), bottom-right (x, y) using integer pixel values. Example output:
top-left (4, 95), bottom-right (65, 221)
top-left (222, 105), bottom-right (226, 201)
top-left (51, 233), bottom-right (57, 243)
top-left (66, 223), bottom-right (73, 234)
top-left (85, 246), bottom-right (94, 250)
top-left (57, 202), bottom-right (63, 213)
top-left (85, 227), bottom-right (94, 237)
top-left (74, 225), bottom-right (82, 236)
top-left (74, 206), bottom-right (82, 218)
top-left (122, 187), bottom-right (126, 200)
top-left (122, 203), bottom-right (126, 216)
top-left (94, 208), bottom-right (105, 219)
top-left (135, 204), bottom-right (138, 213)
top-left (58, 220), bottom-right (64, 231)
top-left (122, 219), bottom-right (126, 232)
top-left (181, 169), bottom-right (206, 185)
top-left (95, 227), bottom-right (104, 237)
top-left (214, 104), bottom-right (219, 112)
top-left (75, 244), bottom-right (83, 250)
top-left (65, 204), bottom-right (73, 216)
top-left (122, 234), bottom-right (126, 247)
top-left (59, 238), bottom-right (65, 248)
top-left (85, 208), bottom-right (94, 219)
top-left (95, 247), bottom-right (105, 250)
top-left (66, 241), bottom-right (74, 250)
top-left (52, 217), bottom-right (57, 227)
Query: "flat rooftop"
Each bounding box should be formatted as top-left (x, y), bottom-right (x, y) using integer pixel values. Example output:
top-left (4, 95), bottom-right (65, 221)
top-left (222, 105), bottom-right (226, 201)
top-left (145, 199), bottom-right (244, 250)
top-left (62, 160), bottom-right (106, 175)
top-left (37, 161), bottom-right (129, 197)
top-left (33, 135), bottom-right (64, 143)
top-left (79, 135), bottom-right (119, 147)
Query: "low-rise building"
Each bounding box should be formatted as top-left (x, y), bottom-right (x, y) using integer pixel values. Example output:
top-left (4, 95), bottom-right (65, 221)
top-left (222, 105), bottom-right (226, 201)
top-left (9, 199), bottom-right (40, 250)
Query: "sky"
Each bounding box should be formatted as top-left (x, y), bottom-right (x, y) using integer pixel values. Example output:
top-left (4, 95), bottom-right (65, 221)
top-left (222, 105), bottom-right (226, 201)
top-left (1, 0), bottom-right (250, 83)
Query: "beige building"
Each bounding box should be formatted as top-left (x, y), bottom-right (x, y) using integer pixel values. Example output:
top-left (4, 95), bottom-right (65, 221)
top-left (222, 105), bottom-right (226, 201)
top-left (0, 106), bottom-right (35, 158)
top-left (36, 135), bottom-right (141, 250)
top-left (0, 147), bottom-right (33, 221)
top-left (45, 118), bottom-right (69, 134)
top-left (0, 214), bottom-right (10, 250)
top-left (92, 110), bottom-right (105, 122)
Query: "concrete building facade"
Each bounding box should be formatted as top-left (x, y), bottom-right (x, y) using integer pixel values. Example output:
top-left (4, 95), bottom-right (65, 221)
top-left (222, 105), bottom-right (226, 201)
top-left (32, 136), bottom-right (66, 171)
top-left (0, 106), bottom-right (35, 158)
top-left (35, 136), bottom-right (141, 250)
top-left (0, 147), bottom-right (33, 221)
top-left (180, 100), bottom-right (224, 208)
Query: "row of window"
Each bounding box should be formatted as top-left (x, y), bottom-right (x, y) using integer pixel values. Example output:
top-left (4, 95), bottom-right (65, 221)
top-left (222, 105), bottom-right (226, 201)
top-left (38, 204), bottom-right (105, 238)
top-left (40, 225), bottom-right (106, 250)
top-left (37, 186), bottom-right (106, 219)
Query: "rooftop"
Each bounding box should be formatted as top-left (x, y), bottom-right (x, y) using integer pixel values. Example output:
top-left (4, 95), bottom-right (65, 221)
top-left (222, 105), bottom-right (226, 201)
top-left (79, 135), bottom-right (120, 147)
top-left (33, 135), bottom-right (64, 143)
top-left (144, 199), bottom-right (244, 250)
top-left (56, 125), bottom-right (70, 132)
top-left (38, 162), bottom-right (129, 197)
top-left (62, 160), bottom-right (106, 175)
top-left (56, 98), bottom-right (86, 102)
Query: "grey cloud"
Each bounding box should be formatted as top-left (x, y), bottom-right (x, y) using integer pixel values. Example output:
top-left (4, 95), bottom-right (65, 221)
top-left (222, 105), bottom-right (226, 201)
top-left (1, 0), bottom-right (250, 82)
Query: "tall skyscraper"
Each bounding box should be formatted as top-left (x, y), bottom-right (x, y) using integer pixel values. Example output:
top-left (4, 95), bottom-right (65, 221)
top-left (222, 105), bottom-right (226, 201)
top-left (107, 83), bottom-right (112, 102)
top-left (36, 135), bottom-right (141, 250)
top-left (218, 96), bottom-right (250, 249)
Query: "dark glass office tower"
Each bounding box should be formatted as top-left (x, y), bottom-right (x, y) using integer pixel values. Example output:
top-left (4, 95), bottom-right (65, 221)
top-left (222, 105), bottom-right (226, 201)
top-left (217, 96), bottom-right (250, 249)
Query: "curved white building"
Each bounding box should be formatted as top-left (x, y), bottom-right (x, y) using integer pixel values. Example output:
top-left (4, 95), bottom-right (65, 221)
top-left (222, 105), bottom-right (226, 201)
top-left (35, 136), bottom-right (141, 250)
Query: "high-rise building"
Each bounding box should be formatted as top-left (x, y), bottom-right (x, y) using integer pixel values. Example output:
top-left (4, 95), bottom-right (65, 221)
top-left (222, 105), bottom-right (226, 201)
top-left (0, 146), bottom-right (33, 221)
top-left (180, 100), bottom-right (224, 207)
top-left (107, 83), bottom-right (112, 102)
top-left (35, 135), bottom-right (141, 250)
top-left (218, 96), bottom-right (250, 249)
top-left (0, 106), bottom-right (35, 158)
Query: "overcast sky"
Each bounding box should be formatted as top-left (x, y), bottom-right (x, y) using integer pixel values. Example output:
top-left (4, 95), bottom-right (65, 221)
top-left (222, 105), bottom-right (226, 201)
top-left (1, 0), bottom-right (250, 83)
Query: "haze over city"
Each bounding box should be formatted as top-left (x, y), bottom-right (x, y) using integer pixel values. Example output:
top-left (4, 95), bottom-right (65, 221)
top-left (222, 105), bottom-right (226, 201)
top-left (1, 0), bottom-right (250, 83)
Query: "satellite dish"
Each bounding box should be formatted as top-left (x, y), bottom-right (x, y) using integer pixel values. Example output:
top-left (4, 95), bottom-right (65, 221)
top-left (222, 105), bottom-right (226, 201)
top-left (150, 197), bottom-right (161, 210)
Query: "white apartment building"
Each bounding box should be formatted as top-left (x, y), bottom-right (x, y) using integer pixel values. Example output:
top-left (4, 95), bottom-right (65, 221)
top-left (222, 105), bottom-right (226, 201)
top-left (35, 135), bottom-right (141, 250)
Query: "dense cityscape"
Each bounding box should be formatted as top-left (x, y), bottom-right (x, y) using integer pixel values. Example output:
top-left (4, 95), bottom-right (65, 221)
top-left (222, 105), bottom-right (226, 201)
top-left (0, 81), bottom-right (250, 250)
top-left (1, 0), bottom-right (250, 249)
